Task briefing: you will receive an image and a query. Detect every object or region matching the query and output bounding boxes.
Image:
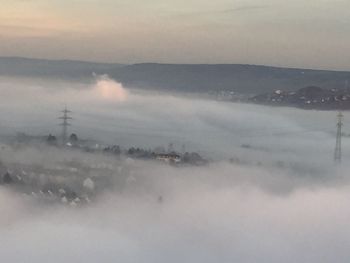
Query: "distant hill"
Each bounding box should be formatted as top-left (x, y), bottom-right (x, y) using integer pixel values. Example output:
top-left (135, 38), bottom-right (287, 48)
top-left (1, 57), bottom-right (350, 95)
top-left (0, 57), bottom-right (124, 79)
top-left (112, 63), bottom-right (350, 95)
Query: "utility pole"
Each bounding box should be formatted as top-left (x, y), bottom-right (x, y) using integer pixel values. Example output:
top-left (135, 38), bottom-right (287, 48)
top-left (59, 106), bottom-right (72, 145)
top-left (334, 111), bottom-right (343, 164)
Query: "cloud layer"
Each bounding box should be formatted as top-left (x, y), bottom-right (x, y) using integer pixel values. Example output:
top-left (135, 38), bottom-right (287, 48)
top-left (0, 152), bottom-right (350, 263)
top-left (0, 76), bottom-right (349, 262)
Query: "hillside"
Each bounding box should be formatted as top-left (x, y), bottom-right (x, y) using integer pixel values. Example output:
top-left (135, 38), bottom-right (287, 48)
top-left (0, 57), bottom-right (124, 79)
top-left (1, 57), bottom-right (350, 94)
top-left (249, 86), bottom-right (350, 110)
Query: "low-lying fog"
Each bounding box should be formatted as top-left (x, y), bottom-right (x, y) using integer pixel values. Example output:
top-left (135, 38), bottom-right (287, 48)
top-left (0, 75), bottom-right (349, 262)
top-left (0, 75), bottom-right (347, 163)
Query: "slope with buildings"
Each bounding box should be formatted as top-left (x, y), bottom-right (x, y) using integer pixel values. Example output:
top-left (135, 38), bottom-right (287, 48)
top-left (249, 86), bottom-right (350, 110)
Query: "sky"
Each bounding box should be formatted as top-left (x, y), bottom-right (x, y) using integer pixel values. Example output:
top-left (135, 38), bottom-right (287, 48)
top-left (1, 0), bottom-right (350, 70)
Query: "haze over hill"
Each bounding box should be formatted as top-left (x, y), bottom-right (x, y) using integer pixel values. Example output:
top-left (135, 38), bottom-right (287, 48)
top-left (0, 57), bottom-right (124, 80)
top-left (1, 57), bottom-right (350, 95)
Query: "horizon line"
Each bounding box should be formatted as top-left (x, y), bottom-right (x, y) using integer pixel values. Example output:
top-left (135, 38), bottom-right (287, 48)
top-left (1, 55), bottom-right (350, 73)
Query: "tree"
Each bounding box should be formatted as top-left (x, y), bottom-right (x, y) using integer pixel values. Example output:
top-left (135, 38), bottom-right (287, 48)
top-left (2, 172), bottom-right (13, 184)
top-left (47, 134), bottom-right (57, 145)
top-left (69, 133), bottom-right (78, 142)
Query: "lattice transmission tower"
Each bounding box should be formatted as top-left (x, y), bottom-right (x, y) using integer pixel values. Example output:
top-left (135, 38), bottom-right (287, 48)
top-left (334, 111), bottom-right (343, 164)
top-left (59, 106), bottom-right (72, 145)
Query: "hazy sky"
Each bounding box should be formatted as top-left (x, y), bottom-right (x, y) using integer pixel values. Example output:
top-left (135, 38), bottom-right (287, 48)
top-left (1, 0), bottom-right (350, 69)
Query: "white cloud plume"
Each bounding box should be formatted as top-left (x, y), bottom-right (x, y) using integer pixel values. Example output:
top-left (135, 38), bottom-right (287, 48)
top-left (92, 74), bottom-right (128, 102)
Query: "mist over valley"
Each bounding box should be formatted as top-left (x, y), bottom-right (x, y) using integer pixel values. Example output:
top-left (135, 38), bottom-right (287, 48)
top-left (0, 71), bottom-right (349, 262)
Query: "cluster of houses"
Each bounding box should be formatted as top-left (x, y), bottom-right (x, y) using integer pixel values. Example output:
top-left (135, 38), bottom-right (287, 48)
top-left (44, 132), bottom-right (208, 166)
top-left (0, 123), bottom-right (210, 206)
top-left (249, 86), bottom-right (350, 110)
top-left (0, 168), bottom-right (95, 206)
top-left (104, 145), bottom-right (207, 166)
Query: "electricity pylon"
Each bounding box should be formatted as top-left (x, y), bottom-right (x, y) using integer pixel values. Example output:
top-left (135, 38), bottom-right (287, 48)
top-left (334, 111), bottom-right (343, 164)
top-left (59, 106), bottom-right (72, 145)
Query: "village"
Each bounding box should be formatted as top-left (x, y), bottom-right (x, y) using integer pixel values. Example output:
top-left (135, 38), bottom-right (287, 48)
top-left (0, 106), bottom-right (209, 206)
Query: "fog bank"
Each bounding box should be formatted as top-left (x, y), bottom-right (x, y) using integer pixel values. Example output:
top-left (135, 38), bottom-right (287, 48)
top-left (0, 75), bottom-right (349, 262)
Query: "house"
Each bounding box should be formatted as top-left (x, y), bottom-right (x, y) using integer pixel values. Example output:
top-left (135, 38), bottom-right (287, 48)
top-left (156, 153), bottom-right (181, 163)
